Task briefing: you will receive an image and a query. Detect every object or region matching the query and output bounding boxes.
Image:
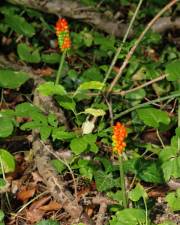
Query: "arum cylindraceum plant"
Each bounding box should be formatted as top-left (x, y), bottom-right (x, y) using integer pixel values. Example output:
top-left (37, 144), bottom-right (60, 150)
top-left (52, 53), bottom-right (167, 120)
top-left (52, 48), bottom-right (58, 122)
top-left (55, 18), bottom-right (71, 85)
top-left (112, 122), bottom-right (128, 208)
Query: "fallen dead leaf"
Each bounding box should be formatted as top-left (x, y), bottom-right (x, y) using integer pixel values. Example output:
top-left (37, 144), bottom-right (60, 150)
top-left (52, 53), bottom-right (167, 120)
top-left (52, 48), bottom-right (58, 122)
top-left (17, 188), bottom-right (36, 202)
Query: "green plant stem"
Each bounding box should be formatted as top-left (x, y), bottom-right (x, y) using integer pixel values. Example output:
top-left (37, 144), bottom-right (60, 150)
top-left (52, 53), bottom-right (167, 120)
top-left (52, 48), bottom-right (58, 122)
top-left (143, 197), bottom-right (148, 225)
top-left (55, 51), bottom-right (66, 85)
top-left (119, 155), bottom-right (128, 208)
top-left (115, 92), bottom-right (180, 119)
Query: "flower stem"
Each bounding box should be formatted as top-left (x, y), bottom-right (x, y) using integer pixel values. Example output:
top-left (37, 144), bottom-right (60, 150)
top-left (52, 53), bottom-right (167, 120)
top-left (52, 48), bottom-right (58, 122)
top-left (119, 155), bottom-right (128, 208)
top-left (55, 51), bottom-right (66, 85)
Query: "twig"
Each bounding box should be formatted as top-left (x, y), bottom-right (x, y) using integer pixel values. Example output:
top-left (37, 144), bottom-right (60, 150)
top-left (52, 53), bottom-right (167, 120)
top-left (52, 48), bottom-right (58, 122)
top-left (115, 92), bottom-right (180, 119)
top-left (106, 0), bottom-right (178, 96)
top-left (119, 74), bottom-right (167, 96)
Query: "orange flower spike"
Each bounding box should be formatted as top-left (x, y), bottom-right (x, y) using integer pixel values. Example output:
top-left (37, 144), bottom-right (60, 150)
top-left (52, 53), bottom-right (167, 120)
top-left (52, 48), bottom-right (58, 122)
top-left (55, 18), bottom-right (71, 51)
top-left (112, 122), bottom-right (127, 155)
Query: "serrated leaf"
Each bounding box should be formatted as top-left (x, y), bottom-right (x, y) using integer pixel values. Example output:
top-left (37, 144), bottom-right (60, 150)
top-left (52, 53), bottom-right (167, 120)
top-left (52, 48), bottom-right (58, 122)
top-left (0, 69), bottom-right (29, 89)
top-left (4, 14), bottom-right (35, 37)
top-left (0, 149), bottom-right (15, 174)
top-left (84, 108), bottom-right (105, 117)
top-left (166, 60), bottom-right (180, 81)
top-left (0, 118), bottom-right (14, 138)
top-left (37, 82), bottom-right (67, 96)
top-left (137, 107), bottom-right (170, 128)
top-left (17, 43), bottom-right (41, 63)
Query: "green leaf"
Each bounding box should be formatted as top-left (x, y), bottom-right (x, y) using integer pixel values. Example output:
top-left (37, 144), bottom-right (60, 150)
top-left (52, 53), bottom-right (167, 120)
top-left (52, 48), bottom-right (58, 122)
top-left (51, 159), bottom-right (66, 173)
top-left (70, 137), bottom-right (88, 155)
top-left (84, 108), bottom-right (106, 117)
top-left (82, 67), bottom-right (103, 81)
top-left (158, 221), bottom-right (176, 225)
top-left (0, 210), bottom-right (4, 222)
top-left (52, 128), bottom-right (75, 141)
top-left (159, 147), bottom-right (180, 181)
top-left (15, 102), bottom-right (40, 117)
top-left (56, 96), bottom-right (76, 112)
top-left (136, 159), bottom-right (164, 184)
top-left (165, 189), bottom-right (180, 212)
top-left (166, 60), bottom-right (180, 81)
top-left (0, 178), bottom-right (6, 188)
top-left (78, 159), bottom-right (93, 180)
top-left (76, 81), bottom-right (104, 92)
top-left (17, 43), bottom-right (41, 63)
top-left (0, 118), bottom-right (14, 138)
top-left (4, 14), bottom-right (35, 37)
top-left (125, 89), bottom-right (146, 100)
top-left (0, 69), bottom-right (29, 89)
top-left (37, 82), bottom-right (67, 96)
top-left (107, 191), bottom-right (123, 204)
top-left (129, 183), bottom-right (148, 201)
top-left (94, 170), bottom-right (120, 192)
top-left (109, 208), bottom-right (146, 225)
top-left (39, 126), bottom-right (52, 140)
top-left (36, 220), bottom-right (59, 225)
top-left (0, 149), bottom-right (15, 174)
top-left (48, 114), bottom-right (58, 127)
top-left (41, 53), bottom-right (60, 64)
top-left (137, 107), bottom-right (170, 128)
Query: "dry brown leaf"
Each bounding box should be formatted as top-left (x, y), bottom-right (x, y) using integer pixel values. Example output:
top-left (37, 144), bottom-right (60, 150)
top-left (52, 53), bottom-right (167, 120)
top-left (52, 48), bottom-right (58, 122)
top-left (26, 208), bottom-right (44, 224)
top-left (29, 196), bottom-right (51, 211)
top-left (17, 188), bottom-right (36, 202)
top-left (39, 201), bottom-right (61, 211)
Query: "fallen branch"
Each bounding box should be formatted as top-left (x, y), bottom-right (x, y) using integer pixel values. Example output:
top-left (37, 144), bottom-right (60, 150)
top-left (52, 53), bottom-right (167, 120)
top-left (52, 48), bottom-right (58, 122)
top-left (7, 0), bottom-right (180, 37)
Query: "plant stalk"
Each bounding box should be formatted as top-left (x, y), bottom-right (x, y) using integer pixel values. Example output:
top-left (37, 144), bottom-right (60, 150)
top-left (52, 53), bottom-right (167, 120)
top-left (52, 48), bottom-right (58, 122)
top-left (119, 155), bottom-right (128, 208)
top-left (55, 51), bottom-right (66, 85)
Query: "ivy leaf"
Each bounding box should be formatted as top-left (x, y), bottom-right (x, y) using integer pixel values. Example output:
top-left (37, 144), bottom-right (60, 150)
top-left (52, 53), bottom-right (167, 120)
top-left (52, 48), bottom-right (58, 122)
top-left (159, 147), bottom-right (180, 181)
top-left (0, 69), bottom-right (29, 89)
top-left (4, 14), bottom-right (35, 37)
top-left (0, 149), bottom-right (15, 174)
top-left (137, 107), bottom-right (170, 128)
top-left (135, 159), bottom-right (164, 184)
top-left (37, 82), bottom-right (67, 96)
top-left (17, 43), bottom-right (41, 63)
top-left (15, 102), bottom-right (40, 117)
top-left (56, 96), bottom-right (76, 112)
top-left (94, 170), bottom-right (120, 192)
top-left (129, 183), bottom-right (148, 201)
top-left (166, 60), bottom-right (180, 81)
